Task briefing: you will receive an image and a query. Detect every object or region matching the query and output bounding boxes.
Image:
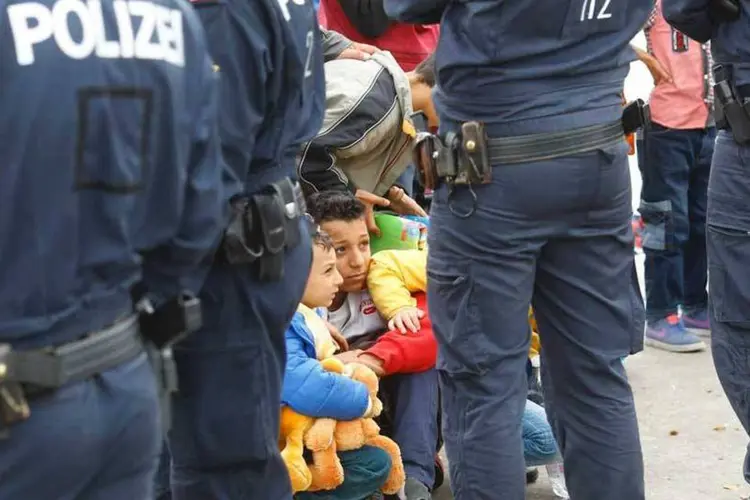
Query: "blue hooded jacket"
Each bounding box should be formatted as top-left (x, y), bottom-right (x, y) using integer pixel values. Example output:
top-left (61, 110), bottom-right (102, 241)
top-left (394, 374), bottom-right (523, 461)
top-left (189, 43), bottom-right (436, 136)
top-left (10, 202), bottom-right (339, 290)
top-left (281, 311), bottom-right (370, 420)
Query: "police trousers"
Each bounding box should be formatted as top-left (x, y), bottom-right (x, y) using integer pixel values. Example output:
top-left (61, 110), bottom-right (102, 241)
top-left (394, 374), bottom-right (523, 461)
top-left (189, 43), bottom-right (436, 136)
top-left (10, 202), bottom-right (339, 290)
top-left (168, 222), bottom-right (312, 500)
top-left (0, 354), bottom-right (160, 499)
top-left (707, 131), bottom-right (750, 483)
top-left (427, 142), bottom-right (645, 500)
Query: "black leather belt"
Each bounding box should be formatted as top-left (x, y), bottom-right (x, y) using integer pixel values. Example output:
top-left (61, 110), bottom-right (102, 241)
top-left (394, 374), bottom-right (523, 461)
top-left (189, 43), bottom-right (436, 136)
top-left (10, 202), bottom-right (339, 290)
top-left (0, 315), bottom-right (144, 436)
top-left (487, 120), bottom-right (626, 165)
top-left (3, 315), bottom-right (143, 394)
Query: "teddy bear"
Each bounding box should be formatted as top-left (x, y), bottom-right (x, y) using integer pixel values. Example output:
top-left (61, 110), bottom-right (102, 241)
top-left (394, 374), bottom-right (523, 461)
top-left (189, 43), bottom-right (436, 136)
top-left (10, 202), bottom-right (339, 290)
top-left (279, 357), bottom-right (406, 495)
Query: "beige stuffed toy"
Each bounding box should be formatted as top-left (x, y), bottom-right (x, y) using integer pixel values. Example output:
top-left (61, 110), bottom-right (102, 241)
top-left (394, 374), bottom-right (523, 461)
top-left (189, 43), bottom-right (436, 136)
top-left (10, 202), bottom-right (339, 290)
top-left (279, 356), bottom-right (406, 495)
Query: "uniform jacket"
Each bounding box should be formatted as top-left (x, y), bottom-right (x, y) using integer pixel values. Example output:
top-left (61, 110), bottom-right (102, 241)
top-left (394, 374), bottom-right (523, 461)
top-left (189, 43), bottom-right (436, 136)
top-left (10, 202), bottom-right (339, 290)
top-left (318, 0), bottom-right (438, 71)
top-left (384, 0), bottom-right (652, 137)
top-left (662, 0), bottom-right (750, 88)
top-left (0, 0), bottom-right (228, 349)
top-left (281, 305), bottom-right (371, 420)
top-left (296, 51), bottom-right (414, 197)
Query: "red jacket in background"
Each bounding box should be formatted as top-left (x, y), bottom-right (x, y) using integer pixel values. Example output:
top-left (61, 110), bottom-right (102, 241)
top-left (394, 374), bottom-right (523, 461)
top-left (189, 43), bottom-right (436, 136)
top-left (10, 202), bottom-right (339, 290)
top-left (318, 1), bottom-right (439, 71)
top-left (366, 293), bottom-right (437, 375)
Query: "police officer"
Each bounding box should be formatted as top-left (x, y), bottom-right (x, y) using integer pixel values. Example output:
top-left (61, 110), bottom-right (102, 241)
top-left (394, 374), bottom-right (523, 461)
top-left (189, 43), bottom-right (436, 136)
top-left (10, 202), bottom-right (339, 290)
top-left (164, 2), bottom-right (362, 499)
top-left (662, 0), bottom-right (750, 484)
top-left (0, 0), bottom-right (227, 495)
top-left (385, 1), bottom-right (651, 499)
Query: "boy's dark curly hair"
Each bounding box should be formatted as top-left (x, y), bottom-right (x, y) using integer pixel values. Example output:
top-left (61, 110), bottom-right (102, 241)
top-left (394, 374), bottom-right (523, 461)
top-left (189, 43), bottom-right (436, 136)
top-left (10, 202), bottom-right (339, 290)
top-left (414, 52), bottom-right (436, 87)
top-left (306, 191), bottom-right (365, 224)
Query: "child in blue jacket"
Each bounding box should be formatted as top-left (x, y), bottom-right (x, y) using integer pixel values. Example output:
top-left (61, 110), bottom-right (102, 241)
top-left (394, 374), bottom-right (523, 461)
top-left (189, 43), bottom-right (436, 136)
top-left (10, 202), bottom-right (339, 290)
top-left (283, 223), bottom-right (392, 500)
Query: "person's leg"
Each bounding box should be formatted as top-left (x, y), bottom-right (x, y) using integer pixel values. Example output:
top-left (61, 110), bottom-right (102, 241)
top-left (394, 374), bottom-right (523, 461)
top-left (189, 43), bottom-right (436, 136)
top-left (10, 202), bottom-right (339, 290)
top-left (522, 400), bottom-right (559, 467)
top-left (296, 446), bottom-right (391, 500)
top-left (532, 145), bottom-right (645, 500)
top-left (638, 123), bottom-right (705, 351)
top-left (169, 228), bottom-right (312, 500)
top-left (706, 133), bottom-right (750, 484)
top-left (77, 355), bottom-right (162, 500)
top-left (0, 354), bottom-right (160, 500)
top-left (427, 152), bottom-right (556, 499)
top-left (380, 370), bottom-right (439, 494)
top-left (683, 127), bottom-right (715, 336)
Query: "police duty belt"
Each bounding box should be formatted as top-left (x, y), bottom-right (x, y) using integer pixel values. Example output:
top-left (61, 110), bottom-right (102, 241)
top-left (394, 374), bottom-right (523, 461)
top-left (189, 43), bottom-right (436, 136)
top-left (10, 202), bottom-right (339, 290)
top-left (0, 315), bottom-right (143, 435)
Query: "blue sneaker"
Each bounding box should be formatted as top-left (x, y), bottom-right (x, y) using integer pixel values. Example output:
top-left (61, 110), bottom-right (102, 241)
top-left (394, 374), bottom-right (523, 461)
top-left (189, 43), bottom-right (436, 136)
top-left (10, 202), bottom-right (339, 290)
top-left (645, 314), bottom-right (706, 353)
top-left (683, 308), bottom-right (711, 337)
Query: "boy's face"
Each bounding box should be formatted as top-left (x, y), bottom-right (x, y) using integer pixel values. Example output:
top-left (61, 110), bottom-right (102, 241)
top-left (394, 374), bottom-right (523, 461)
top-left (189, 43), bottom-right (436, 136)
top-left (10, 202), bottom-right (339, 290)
top-left (320, 217), bottom-right (371, 293)
top-left (301, 244), bottom-right (343, 308)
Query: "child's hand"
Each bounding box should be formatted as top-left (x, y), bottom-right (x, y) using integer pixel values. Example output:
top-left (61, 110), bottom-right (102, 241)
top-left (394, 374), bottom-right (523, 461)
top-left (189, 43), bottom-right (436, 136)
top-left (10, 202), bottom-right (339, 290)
top-left (325, 320), bottom-right (349, 352)
top-left (388, 307), bottom-right (425, 334)
top-left (335, 349), bottom-right (363, 364)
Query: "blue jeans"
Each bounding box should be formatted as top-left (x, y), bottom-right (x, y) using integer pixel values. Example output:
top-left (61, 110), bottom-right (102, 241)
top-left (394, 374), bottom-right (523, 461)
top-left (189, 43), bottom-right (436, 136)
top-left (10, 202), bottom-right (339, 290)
top-left (379, 370), bottom-right (440, 488)
top-left (428, 142), bottom-right (644, 500)
top-left (0, 355), bottom-right (160, 500)
top-left (295, 446), bottom-right (392, 500)
top-left (636, 123), bottom-right (715, 321)
top-left (706, 131), bottom-right (750, 483)
top-left (523, 400), bottom-right (559, 467)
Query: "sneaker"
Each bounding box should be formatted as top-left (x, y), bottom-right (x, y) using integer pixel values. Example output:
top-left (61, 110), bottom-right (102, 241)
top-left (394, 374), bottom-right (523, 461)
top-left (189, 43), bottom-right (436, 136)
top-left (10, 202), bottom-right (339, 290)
top-left (404, 477), bottom-right (431, 500)
top-left (683, 309), bottom-right (711, 337)
top-left (645, 314), bottom-right (706, 352)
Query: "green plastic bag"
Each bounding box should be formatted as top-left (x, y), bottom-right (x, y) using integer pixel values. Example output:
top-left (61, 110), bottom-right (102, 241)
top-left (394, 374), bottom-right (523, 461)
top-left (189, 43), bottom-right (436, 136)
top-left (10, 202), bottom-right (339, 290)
top-left (369, 212), bottom-right (427, 255)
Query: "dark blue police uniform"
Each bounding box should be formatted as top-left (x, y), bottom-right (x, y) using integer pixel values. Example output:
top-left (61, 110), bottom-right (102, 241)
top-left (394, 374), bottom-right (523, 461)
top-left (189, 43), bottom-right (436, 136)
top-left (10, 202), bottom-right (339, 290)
top-left (386, 1), bottom-right (650, 498)
top-left (0, 0), bottom-right (228, 495)
top-left (165, 0), bottom-right (326, 498)
top-left (663, 0), bottom-right (750, 484)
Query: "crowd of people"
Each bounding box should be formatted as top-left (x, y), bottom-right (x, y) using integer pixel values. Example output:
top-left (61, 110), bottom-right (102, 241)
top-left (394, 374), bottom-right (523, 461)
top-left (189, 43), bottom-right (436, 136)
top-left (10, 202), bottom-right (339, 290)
top-left (1, 0), bottom-right (749, 500)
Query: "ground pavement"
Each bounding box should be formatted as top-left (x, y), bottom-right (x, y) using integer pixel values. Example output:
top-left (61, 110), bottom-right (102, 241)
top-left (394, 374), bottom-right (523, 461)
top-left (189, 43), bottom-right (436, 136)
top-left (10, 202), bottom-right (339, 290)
top-left (433, 346), bottom-right (750, 500)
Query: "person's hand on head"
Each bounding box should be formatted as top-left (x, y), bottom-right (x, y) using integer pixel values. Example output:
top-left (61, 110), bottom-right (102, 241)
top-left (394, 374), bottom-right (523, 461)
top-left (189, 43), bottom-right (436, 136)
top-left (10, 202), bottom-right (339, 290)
top-left (354, 189), bottom-right (390, 236)
top-left (336, 42), bottom-right (379, 61)
top-left (388, 307), bottom-right (425, 334)
top-left (386, 186), bottom-right (428, 218)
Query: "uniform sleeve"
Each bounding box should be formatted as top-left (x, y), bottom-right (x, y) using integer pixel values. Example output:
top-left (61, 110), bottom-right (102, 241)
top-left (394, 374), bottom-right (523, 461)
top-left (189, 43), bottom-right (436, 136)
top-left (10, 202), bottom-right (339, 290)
top-left (140, 51), bottom-right (230, 304)
top-left (320, 28), bottom-right (353, 62)
top-left (367, 249), bottom-right (427, 320)
top-left (282, 316), bottom-right (371, 420)
top-left (383, 0), bottom-right (448, 24)
top-left (338, 0), bottom-right (392, 38)
top-left (661, 0), bottom-right (715, 43)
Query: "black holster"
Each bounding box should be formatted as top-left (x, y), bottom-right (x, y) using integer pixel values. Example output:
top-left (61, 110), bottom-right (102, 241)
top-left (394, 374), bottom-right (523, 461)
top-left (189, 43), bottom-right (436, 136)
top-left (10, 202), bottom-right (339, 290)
top-left (713, 65), bottom-right (750, 145)
top-left (221, 178), bottom-right (305, 281)
top-left (413, 122), bottom-right (492, 190)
